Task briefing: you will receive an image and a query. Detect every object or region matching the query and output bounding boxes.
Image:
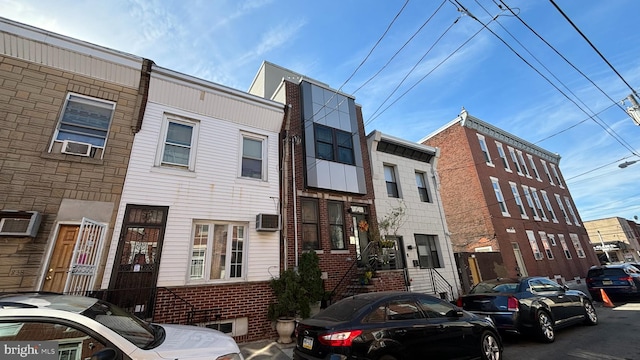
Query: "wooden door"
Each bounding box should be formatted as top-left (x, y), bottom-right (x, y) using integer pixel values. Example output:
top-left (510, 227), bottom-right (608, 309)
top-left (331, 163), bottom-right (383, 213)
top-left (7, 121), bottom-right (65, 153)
top-left (42, 225), bottom-right (79, 292)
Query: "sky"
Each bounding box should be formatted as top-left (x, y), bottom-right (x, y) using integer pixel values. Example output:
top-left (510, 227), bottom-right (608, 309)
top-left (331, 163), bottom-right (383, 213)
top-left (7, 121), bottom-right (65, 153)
top-left (2, 0), bottom-right (639, 222)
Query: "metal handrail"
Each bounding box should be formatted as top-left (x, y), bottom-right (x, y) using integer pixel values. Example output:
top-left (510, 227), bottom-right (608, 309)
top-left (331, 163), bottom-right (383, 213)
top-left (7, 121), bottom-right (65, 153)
top-left (428, 268), bottom-right (454, 300)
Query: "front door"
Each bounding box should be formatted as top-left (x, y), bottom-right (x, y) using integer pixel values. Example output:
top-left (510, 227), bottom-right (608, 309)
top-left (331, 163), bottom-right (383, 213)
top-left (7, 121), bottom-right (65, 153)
top-left (352, 214), bottom-right (369, 267)
top-left (108, 205), bottom-right (168, 319)
top-left (42, 225), bottom-right (78, 292)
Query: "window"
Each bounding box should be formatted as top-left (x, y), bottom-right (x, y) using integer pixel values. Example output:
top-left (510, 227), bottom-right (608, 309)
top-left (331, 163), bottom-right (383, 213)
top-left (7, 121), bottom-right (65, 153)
top-left (477, 134), bottom-right (493, 166)
top-left (541, 191), bottom-right (558, 223)
top-left (301, 198), bottom-right (320, 250)
top-left (495, 141), bottom-right (511, 171)
top-left (526, 230), bottom-right (543, 260)
top-left (491, 177), bottom-right (509, 216)
top-left (521, 185), bottom-right (539, 220)
top-left (550, 163), bottom-right (564, 188)
top-left (527, 154), bottom-right (541, 181)
top-left (559, 234), bottom-right (572, 259)
top-left (508, 147), bottom-right (522, 174)
top-left (384, 165), bottom-right (399, 198)
top-left (548, 233), bottom-right (556, 246)
top-left (158, 115), bottom-right (198, 170)
top-left (314, 124), bottom-right (354, 165)
top-left (564, 196), bottom-right (580, 226)
top-left (189, 223), bottom-right (246, 281)
top-left (417, 296), bottom-right (456, 318)
top-left (415, 234), bottom-right (441, 268)
top-left (509, 182), bottom-right (527, 218)
top-left (569, 233), bottom-right (586, 258)
top-left (555, 194), bottom-right (571, 225)
top-left (541, 160), bottom-right (554, 185)
top-left (517, 150), bottom-right (530, 177)
top-left (415, 172), bottom-right (430, 202)
top-left (531, 188), bottom-right (547, 221)
top-left (328, 201), bottom-right (345, 249)
top-left (241, 134), bottom-right (265, 179)
top-left (387, 299), bottom-right (425, 321)
top-left (53, 93), bottom-right (115, 148)
top-left (539, 232), bottom-right (554, 259)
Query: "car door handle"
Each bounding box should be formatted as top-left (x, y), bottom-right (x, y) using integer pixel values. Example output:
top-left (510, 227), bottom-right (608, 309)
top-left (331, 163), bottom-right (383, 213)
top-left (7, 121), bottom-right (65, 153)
top-left (396, 329), bottom-right (407, 335)
top-left (438, 324), bottom-right (447, 332)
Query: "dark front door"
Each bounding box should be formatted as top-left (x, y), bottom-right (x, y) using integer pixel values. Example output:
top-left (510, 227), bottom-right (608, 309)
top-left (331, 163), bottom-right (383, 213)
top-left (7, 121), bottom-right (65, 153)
top-left (109, 205), bottom-right (168, 319)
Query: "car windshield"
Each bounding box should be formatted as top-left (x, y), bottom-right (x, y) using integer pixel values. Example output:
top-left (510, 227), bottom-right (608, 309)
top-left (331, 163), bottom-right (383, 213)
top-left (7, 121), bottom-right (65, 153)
top-left (80, 299), bottom-right (157, 348)
top-left (469, 281), bottom-right (519, 294)
top-left (314, 297), bottom-right (372, 321)
top-left (588, 268), bottom-right (626, 277)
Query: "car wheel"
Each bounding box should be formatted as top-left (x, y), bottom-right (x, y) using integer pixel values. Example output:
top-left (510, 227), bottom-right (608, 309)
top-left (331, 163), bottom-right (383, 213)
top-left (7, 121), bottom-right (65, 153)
top-left (535, 310), bottom-right (555, 343)
top-left (583, 300), bottom-right (598, 325)
top-left (480, 331), bottom-right (502, 360)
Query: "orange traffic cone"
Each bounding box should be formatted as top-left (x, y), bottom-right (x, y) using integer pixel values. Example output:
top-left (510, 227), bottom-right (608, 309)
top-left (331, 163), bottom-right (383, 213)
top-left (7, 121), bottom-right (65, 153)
top-left (600, 289), bottom-right (614, 308)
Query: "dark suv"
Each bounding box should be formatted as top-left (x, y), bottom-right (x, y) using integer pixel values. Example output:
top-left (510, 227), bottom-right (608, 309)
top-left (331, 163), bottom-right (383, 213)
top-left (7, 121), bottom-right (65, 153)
top-left (586, 264), bottom-right (640, 299)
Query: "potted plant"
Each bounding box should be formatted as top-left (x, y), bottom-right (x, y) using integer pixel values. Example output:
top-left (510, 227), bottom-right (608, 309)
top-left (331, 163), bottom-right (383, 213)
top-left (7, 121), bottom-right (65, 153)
top-left (298, 250), bottom-right (324, 317)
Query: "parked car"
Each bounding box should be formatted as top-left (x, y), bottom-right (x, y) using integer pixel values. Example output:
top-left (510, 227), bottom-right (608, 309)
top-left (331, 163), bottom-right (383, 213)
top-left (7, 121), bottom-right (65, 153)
top-left (456, 277), bottom-right (597, 343)
top-left (293, 291), bottom-right (502, 360)
top-left (586, 263), bottom-right (640, 299)
top-left (0, 292), bottom-right (243, 360)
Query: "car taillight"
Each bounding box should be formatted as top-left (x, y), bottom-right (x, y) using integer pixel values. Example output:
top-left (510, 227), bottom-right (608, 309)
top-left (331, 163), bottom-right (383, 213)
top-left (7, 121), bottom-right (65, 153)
top-left (619, 276), bottom-right (633, 282)
top-left (318, 330), bottom-right (363, 347)
top-left (507, 296), bottom-right (519, 312)
top-left (456, 297), bottom-right (463, 307)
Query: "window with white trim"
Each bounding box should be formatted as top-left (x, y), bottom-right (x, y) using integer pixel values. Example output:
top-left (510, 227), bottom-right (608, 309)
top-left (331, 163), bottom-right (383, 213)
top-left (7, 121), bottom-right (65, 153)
top-left (491, 177), bottom-right (509, 216)
top-left (564, 196), bottom-right (580, 226)
top-left (521, 185), bottom-right (539, 220)
top-left (189, 222), bottom-right (246, 281)
top-left (385, 165), bottom-right (400, 198)
top-left (415, 172), bottom-right (431, 202)
top-left (477, 134), bottom-right (493, 166)
top-left (559, 234), bottom-right (572, 259)
top-left (158, 114), bottom-right (199, 170)
top-left (509, 182), bottom-right (527, 218)
top-left (52, 93), bottom-right (116, 149)
top-left (548, 233), bottom-right (556, 246)
top-left (527, 154), bottom-right (541, 181)
top-left (541, 160), bottom-right (554, 185)
top-left (241, 133), bottom-right (266, 180)
top-left (508, 147), bottom-right (522, 175)
top-left (550, 163), bottom-right (564, 188)
top-left (531, 188), bottom-right (547, 221)
top-left (569, 233), bottom-right (586, 258)
top-left (526, 230), bottom-right (543, 260)
top-left (541, 191), bottom-right (558, 223)
top-left (517, 150), bottom-right (530, 177)
top-left (495, 142), bottom-right (511, 171)
top-left (555, 193), bottom-right (571, 225)
top-left (539, 232), bottom-right (554, 259)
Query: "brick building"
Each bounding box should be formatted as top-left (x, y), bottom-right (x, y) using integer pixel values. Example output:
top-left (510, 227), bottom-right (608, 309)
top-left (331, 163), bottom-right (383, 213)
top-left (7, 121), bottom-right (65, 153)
top-left (421, 109), bottom-right (599, 290)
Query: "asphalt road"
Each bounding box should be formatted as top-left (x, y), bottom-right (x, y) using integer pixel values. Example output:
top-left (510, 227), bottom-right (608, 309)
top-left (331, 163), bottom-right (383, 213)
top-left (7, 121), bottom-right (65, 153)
top-left (502, 300), bottom-right (640, 360)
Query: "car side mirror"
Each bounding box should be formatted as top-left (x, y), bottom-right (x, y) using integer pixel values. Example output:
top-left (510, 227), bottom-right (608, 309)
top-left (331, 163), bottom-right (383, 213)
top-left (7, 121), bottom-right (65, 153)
top-left (91, 348), bottom-right (117, 360)
top-left (446, 309), bottom-right (464, 318)
top-left (562, 284), bottom-right (569, 291)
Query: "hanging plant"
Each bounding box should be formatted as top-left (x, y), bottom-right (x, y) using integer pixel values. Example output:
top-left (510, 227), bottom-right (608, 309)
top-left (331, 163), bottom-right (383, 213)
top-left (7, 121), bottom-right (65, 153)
top-left (358, 220), bottom-right (369, 232)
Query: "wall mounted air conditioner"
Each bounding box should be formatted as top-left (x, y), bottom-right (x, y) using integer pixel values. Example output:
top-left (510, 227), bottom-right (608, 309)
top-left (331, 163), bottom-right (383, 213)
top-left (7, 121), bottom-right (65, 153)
top-left (256, 214), bottom-right (280, 231)
top-left (61, 140), bottom-right (92, 156)
top-left (0, 211), bottom-right (42, 237)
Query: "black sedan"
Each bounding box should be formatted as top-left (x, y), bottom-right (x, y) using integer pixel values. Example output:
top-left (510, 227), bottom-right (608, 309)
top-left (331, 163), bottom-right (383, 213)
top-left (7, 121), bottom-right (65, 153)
top-left (293, 291), bottom-right (502, 360)
top-left (457, 277), bottom-right (597, 343)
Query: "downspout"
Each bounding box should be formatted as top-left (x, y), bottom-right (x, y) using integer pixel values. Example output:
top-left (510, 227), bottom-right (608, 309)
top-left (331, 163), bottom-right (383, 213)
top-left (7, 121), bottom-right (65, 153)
top-left (282, 104), bottom-right (292, 271)
top-left (132, 59), bottom-right (153, 134)
top-left (292, 134), bottom-right (300, 269)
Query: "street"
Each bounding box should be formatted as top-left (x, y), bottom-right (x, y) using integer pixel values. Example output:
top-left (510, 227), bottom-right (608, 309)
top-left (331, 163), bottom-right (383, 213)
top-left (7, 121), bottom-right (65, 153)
top-left (502, 300), bottom-right (640, 360)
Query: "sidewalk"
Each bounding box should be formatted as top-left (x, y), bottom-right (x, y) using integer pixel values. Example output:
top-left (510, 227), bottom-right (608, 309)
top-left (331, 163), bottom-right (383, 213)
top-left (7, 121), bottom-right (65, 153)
top-left (239, 339), bottom-right (295, 359)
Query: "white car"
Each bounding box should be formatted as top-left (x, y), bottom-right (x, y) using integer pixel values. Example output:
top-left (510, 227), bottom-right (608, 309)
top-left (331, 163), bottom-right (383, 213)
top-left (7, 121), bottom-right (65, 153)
top-left (0, 292), bottom-right (243, 360)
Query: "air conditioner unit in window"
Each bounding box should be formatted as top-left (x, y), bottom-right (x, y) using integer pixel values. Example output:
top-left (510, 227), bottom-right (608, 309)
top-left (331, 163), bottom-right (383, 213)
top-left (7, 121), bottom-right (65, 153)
top-left (256, 214), bottom-right (280, 231)
top-left (61, 140), bottom-right (92, 156)
top-left (0, 211), bottom-right (42, 237)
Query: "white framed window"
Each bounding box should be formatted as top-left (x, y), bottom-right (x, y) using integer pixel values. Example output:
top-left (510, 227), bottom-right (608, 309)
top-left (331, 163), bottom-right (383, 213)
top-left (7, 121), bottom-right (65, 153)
top-left (540, 160), bottom-right (554, 185)
top-left (495, 142), bottom-right (511, 172)
top-left (521, 185), bottom-right (539, 220)
top-left (508, 147), bottom-right (522, 175)
top-left (527, 154), bottom-right (541, 181)
top-left (526, 230), bottom-right (543, 260)
top-left (189, 222), bottom-right (247, 282)
top-left (157, 114), bottom-right (199, 170)
top-left (385, 165), bottom-right (400, 198)
top-left (531, 188), bottom-right (547, 221)
top-left (541, 191), bottom-right (558, 223)
top-left (559, 234), bottom-right (572, 259)
top-left (491, 177), bottom-right (509, 216)
top-left (555, 194), bottom-right (571, 225)
top-left (548, 233), bottom-right (556, 246)
top-left (550, 163), bottom-right (564, 188)
top-left (509, 182), bottom-right (527, 218)
top-left (516, 150), bottom-right (530, 177)
top-left (564, 196), bottom-right (580, 226)
top-left (52, 93), bottom-right (116, 148)
top-left (477, 134), bottom-right (494, 166)
top-left (539, 232), bottom-right (554, 259)
top-left (415, 172), bottom-right (431, 202)
top-left (569, 233), bottom-right (586, 258)
top-left (240, 132), bottom-right (266, 180)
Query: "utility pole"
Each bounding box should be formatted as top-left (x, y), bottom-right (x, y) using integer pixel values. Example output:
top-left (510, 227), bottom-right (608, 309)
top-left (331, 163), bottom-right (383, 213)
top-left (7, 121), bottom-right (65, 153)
top-left (597, 230), bottom-right (612, 264)
top-left (626, 94), bottom-right (640, 126)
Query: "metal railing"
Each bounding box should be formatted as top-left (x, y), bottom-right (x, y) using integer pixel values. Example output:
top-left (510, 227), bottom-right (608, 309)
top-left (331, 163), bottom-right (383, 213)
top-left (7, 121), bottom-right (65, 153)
top-left (428, 268), bottom-right (454, 301)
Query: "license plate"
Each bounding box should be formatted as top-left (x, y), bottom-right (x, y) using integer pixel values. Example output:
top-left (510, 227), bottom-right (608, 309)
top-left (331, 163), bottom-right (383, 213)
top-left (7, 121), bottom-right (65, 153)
top-left (303, 336), bottom-right (314, 350)
top-left (603, 280), bottom-right (612, 285)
